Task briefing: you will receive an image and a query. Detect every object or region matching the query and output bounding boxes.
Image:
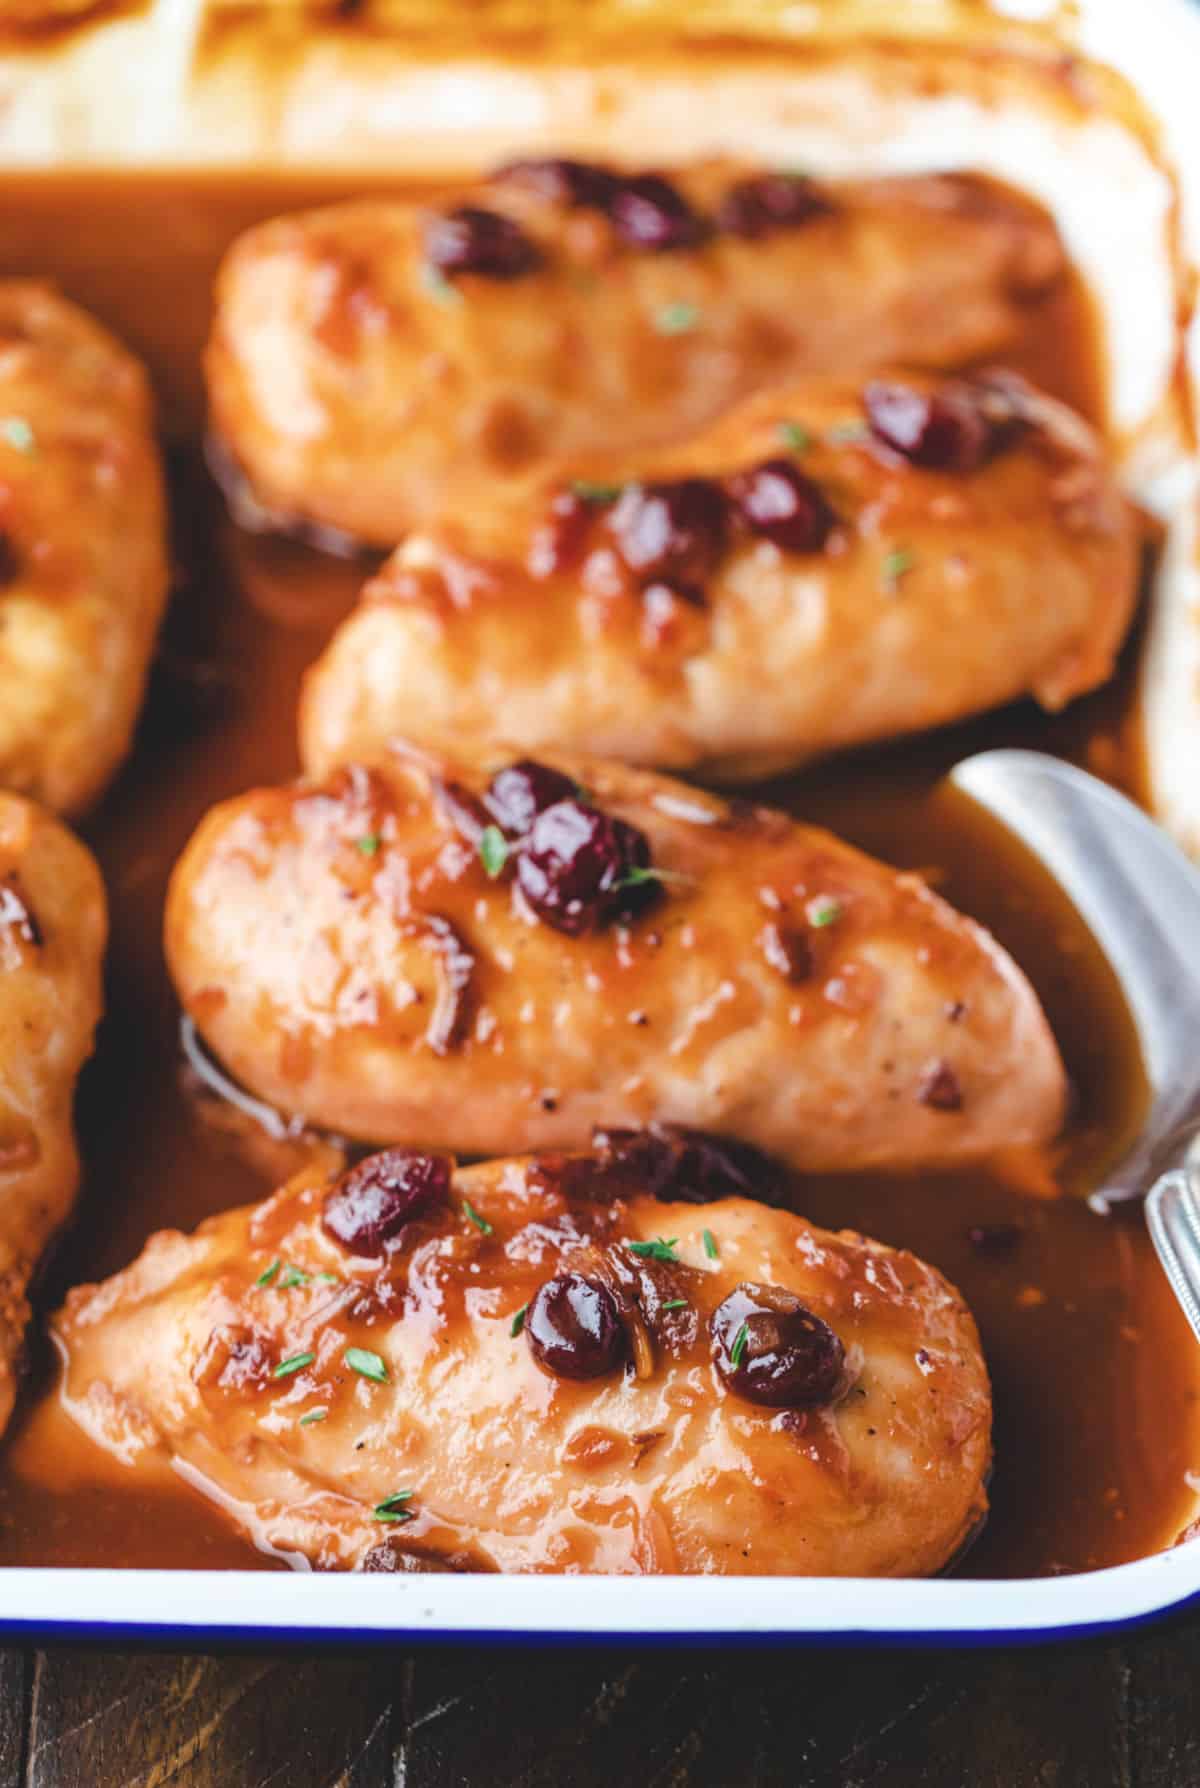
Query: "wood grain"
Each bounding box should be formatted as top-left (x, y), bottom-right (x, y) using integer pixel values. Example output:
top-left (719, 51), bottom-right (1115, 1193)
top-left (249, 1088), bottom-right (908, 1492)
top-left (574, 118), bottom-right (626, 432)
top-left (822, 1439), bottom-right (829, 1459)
top-left (4, 1611), bottom-right (1198, 1787)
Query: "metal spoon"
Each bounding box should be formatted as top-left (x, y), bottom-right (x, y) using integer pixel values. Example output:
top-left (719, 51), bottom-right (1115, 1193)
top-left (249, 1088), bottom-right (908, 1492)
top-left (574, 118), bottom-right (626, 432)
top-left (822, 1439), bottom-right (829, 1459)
top-left (949, 747), bottom-right (1200, 1341)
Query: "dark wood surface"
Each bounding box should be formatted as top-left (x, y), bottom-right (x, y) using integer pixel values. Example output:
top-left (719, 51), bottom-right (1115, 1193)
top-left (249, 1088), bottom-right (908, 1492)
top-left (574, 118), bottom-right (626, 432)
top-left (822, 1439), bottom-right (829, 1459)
top-left (1, 1606), bottom-right (1199, 1786)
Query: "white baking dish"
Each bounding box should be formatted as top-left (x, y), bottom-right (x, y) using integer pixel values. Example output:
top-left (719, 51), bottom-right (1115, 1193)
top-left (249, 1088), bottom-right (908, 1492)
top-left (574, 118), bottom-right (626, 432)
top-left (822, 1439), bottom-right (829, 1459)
top-left (1, 0), bottom-right (1198, 1644)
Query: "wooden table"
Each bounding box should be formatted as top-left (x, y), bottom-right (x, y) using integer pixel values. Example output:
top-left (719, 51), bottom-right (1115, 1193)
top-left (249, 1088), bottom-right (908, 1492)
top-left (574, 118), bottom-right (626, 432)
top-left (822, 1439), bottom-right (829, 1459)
top-left (1, 1607), bottom-right (1196, 1785)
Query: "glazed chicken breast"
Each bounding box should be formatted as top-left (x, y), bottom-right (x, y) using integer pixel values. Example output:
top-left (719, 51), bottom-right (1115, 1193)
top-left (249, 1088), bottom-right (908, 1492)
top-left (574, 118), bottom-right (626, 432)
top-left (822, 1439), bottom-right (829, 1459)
top-left (54, 1141), bottom-right (992, 1576)
top-left (165, 749), bottom-right (1066, 1170)
top-left (0, 282), bottom-right (168, 814)
top-left (0, 792), bottom-right (105, 1430)
top-left (301, 369), bottom-right (1138, 784)
top-left (206, 162), bottom-right (1066, 547)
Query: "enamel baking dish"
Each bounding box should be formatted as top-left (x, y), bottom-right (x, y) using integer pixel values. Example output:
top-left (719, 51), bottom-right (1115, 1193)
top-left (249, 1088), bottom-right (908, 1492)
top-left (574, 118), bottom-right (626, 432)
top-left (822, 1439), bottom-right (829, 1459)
top-left (1, 0), bottom-right (1199, 1646)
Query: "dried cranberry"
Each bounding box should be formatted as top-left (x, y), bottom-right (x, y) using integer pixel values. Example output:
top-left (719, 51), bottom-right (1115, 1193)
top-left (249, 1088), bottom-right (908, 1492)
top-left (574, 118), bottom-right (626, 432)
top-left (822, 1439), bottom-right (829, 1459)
top-left (582, 1125), bottom-right (790, 1207)
top-left (516, 799), bottom-right (657, 935)
top-left (607, 479), bottom-right (727, 585)
top-left (712, 1282), bottom-right (845, 1408)
top-left (496, 157), bottom-right (621, 210)
top-left (608, 175), bottom-right (706, 251)
top-left (527, 1273), bottom-right (625, 1379)
top-left (484, 760), bottom-right (580, 838)
top-left (322, 1149), bottom-right (452, 1256)
top-left (423, 206), bottom-right (542, 280)
top-left (728, 459), bottom-right (835, 553)
top-left (863, 380), bottom-right (993, 473)
top-left (717, 173), bottom-right (830, 239)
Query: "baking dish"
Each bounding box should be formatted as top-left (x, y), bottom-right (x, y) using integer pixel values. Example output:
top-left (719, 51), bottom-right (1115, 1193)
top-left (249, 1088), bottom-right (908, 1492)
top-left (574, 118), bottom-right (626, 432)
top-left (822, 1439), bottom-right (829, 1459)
top-left (0, 0), bottom-right (1197, 1643)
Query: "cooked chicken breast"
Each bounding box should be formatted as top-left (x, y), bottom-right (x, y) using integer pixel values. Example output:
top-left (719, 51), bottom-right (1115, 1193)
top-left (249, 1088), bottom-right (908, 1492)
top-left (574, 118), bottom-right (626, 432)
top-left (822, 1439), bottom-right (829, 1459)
top-left (0, 283), bottom-right (169, 814)
top-left (54, 1141), bottom-right (992, 1576)
top-left (207, 163), bottom-right (1066, 547)
top-left (165, 749), bottom-right (1067, 1169)
top-left (301, 370), bottom-right (1138, 784)
top-left (0, 792), bottom-right (105, 1430)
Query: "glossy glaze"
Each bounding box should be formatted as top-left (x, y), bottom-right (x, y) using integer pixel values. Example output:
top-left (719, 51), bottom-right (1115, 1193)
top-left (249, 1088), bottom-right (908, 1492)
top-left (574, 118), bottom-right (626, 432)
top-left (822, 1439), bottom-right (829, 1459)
top-left (301, 370), bottom-right (1138, 783)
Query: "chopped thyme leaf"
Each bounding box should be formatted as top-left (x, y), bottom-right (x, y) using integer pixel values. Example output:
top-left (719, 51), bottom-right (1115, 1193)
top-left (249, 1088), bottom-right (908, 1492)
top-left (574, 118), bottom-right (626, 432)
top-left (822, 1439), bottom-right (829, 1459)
top-left (730, 1320), bottom-right (750, 1369)
top-left (806, 894), bottom-right (843, 928)
top-left (882, 546), bottom-right (916, 588)
top-left (314, 1271), bottom-right (341, 1285)
top-left (510, 1302), bottom-right (529, 1337)
top-left (278, 1265), bottom-right (311, 1290)
top-left (0, 418), bottom-right (34, 454)
top-left (628, 1236), bottom-right (680, 1263)
top-left (356, 833), bottom-right (381, 857)
top-left (463, 1200), bottom-right (494, 1236)
top-left (777, 421), bottom-right (810, 452)
top-left (255, 1258), bottom-right (281, 1288)
top-left (299, 1408), bottom-right (328, 1427)
top-left (827, 420), bottom-right (869, 444)
top-left (617, 864), bottom-right (693, 893)
top-left (345, 1346), bottom-right (389, 1384)
top-left (420, 263), bottom-right (463, 306)
top-left (661, 1299), bottom-right (688, 1312)
top-left (570, 481), bottom-right (622, 507)
top-left (373, 1490), bottom-right (415, 1523)
top-left (478, 825), bottom-right (510, 879)
top-left (273, 1350), bottom-right (315, 1379)
top-left (702, 1228), bottom-right (719, 1261)
top-left (654, 301), bottom-right (700, 335)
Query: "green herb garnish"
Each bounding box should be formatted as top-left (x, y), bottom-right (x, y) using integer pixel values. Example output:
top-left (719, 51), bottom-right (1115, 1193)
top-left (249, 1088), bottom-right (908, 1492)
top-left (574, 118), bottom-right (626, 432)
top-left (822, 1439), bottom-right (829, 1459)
top-left (1, 418), bottom-right (34, 454)
top-left (806, 894), bottom-right (843, 929)
top-left (730, 1321), bottom-right (750, 1369)
top-left (702, 1228), bottom-right (719, 1261)
top-left (314, 1271), bottom-right (340, 1285)
top-left (255, 1258), bottom-right (281, 1288)
top-left (299, 1408), bottom-right (327, 1427)
top-left (654, 301), bottom-right (700, 335)
top-left (478, 825), bottom-right (510, 879)
top-left (777, 421), bottom-right (810, 452)
top-left (510, 1302), bottom-right (529, 1337)
top-left (273, 1351), bottom-right (315, 1379)
top-left (570, 480), bottom-right (622, 506)
top-left (463, 1200), bottom-right (494, 1236)
top-left (616, 864), bottom-right (693, 894)
top-left (356, 834), bottom-right (381, 857)
top-left (882, 546), bottom-right (915, 588)
top-left (278, 1265), bottom-right (310, 1290)
top-left (628, 1236), bottom-right (680, 1263)
top-left (372, 1490), bottom-right (415, 1524)
top-left (345, 1346), bottom-right (389, 1384)
top-left (661, 1299), bottom-right (688, 1312)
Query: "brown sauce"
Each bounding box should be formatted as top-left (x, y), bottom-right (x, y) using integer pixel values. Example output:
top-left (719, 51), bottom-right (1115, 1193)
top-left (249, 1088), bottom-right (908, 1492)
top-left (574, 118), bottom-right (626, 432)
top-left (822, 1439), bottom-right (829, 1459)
top-left (0, 171), bottom-right (1193, 1578)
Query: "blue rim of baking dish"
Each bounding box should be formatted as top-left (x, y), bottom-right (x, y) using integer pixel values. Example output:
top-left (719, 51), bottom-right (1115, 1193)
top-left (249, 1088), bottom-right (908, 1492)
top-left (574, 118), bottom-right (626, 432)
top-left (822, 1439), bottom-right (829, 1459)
top-left (1, 1547), bottom-right (1199, 1648)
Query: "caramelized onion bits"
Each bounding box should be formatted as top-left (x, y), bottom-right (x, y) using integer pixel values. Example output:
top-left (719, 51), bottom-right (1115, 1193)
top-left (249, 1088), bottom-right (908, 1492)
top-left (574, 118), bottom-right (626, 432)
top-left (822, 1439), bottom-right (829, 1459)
top-left (526, 1272), bottom-right (626, 1380)
top-left (422, 206), bottom-right (542, 281)
top-left (711, 1282), bottom-right (846, 1409)
top-left (495, 157), bottom-right (621, 211)
top-left (608, 174), bottom-right (707, 252)
top-left (607, 479), bottom-right (728, 587)
top-left (717, 173), bottom-right (831, 239)
top-left (863, 379), bottom-right (997, 473)
top-left (576, 1124), bottom-right (791, 1208)
top-left (727, 458), bottom-right (836, 554)
top-left (484, 760), bottom-right (579, 838)
top-left (406, 913), bottom-right (475, 1054)
top-left (322, 1149), bottom-right (452, 1256)
top-left (515, 799), bottom-right (659, 935)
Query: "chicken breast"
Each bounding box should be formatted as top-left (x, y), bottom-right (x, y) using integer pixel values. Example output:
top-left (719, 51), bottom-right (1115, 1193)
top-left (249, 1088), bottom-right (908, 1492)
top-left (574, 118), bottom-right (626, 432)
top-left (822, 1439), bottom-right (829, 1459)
top-left (0, 792), bottom-right (105, 1430)
top-left (301, 369), bottom-right (1138, 785)
top-left (0, 282), bottom-right (169, 814)
top-left (165, 749), bottom-right (1067, 1170)
top-left (53, 1142), bottom-right (992, 1576)
top-left (206, 163), bottom-right (1066, 547)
